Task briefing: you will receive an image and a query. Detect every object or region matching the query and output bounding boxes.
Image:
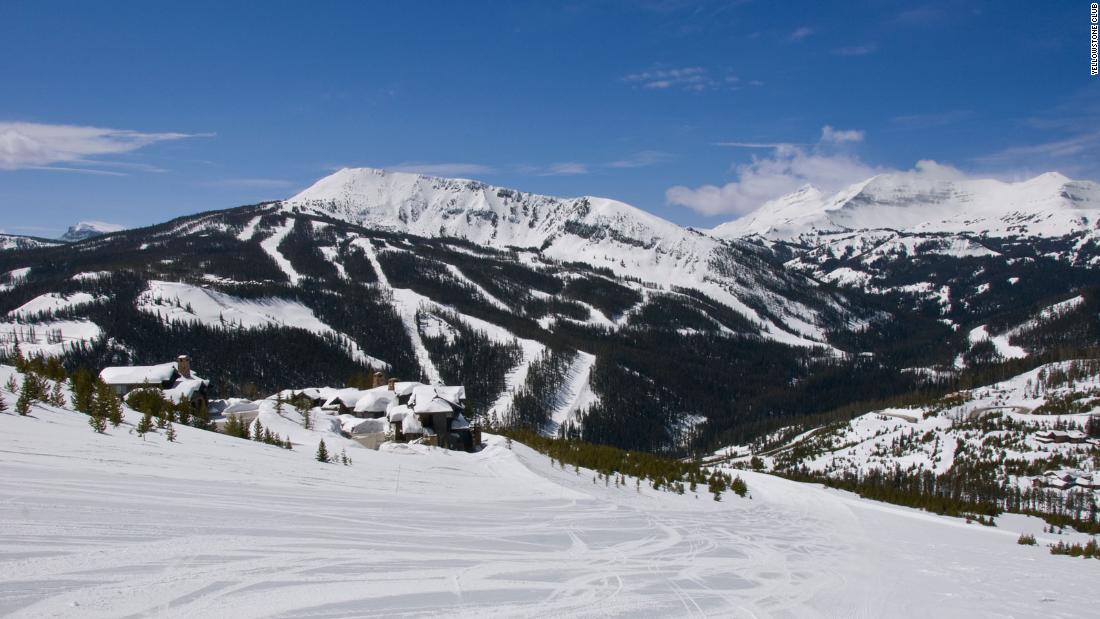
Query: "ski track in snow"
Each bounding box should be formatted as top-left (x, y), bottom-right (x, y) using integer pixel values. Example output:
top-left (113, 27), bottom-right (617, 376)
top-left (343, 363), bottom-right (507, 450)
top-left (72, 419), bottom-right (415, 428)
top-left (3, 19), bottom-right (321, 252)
top-left (1, 389), bottom-right (1097, 618)
top-left (443, 264), bottom-right (512, 312)
top-left (237, 215), bottom-right (262, 241)
top-left (546, 351), bottom-right (597, 434)
top-left (259, 221), bottom-right (301, 285)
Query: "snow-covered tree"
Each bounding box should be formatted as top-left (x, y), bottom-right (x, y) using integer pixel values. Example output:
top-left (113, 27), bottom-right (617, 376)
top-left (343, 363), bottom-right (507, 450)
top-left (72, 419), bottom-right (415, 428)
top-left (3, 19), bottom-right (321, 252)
top-left (316, 439), bottom-right (330, 463)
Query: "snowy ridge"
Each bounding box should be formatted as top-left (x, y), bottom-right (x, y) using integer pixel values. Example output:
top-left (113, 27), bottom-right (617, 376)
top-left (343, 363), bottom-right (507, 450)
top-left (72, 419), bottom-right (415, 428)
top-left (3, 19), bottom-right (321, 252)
top-left (712, 168), bottom-right (1100, 242)
top-left (7, 292), bottom-right (107, 319)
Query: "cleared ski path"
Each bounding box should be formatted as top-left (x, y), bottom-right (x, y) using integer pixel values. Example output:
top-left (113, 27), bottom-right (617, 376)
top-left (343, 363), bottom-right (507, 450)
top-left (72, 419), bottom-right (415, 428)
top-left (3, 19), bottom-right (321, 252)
top-left (0, 404), bottom-right (1097, 618)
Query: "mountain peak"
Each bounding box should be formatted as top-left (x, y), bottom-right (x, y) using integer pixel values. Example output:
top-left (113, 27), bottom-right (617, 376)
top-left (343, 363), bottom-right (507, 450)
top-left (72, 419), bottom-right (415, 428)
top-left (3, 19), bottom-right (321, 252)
top-left (711, 170), bottom-right (1099, 241)
top-left (60, 221), bottom-right (125, 242)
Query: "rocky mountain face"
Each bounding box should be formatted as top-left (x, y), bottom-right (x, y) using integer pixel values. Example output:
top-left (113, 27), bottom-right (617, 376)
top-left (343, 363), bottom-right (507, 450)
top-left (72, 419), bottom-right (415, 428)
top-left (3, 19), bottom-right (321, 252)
top-left (1, 168), bottom-right (1099, 454)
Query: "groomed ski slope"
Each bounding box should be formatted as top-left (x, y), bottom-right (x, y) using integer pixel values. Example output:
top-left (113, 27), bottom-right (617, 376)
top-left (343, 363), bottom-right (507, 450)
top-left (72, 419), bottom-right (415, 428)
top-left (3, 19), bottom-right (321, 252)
top-left (1, 397), bottom-right (1098, 617)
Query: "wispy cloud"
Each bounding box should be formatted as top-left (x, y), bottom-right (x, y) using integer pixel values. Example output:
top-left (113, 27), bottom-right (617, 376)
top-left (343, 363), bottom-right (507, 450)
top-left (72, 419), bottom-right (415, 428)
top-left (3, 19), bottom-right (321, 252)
top-left (0, 121), bottom-right (209, 172)
top-left (788, 26), bottom-right (814, 41)
top-left (607, 150), bottom-right (673, 169)
top-left (623, 66), bottom-right (713, 91)
top-left (540, 162), bottom-right (589, 176)
top-left (893, 5), bottom-right (943, 26)
top-left (975, 131), bottom-right (1100, 164)
top-left (388, 162), bottom-right (497, 176)
top-left (831, 43), bottom-right (877, 57)
top-left (713, 141), bottom-right (807, 148)
top-left (203, 178), bottom-right (296, 189)
top-left (890, 110), bottom-right (973, 129)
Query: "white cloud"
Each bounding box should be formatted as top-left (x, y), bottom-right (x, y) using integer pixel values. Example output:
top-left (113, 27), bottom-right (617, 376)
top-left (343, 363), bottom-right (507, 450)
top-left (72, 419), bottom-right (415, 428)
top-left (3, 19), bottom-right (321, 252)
top-left (388, 162), bottom-right (497, 176)
top-left (831, 44), bottom-right (877, 57)
top-left (666, 126), bottom-right (879, 216)
top-left (0, 121), bottom-right (207, 171)
top-left (975, 130), bottom-right (1100, 163)
top-left (541, 162), bottom-right (589, 176)
top-left (820, 125), bottom-right (864, 143)
top-left (607, 150), bottom-right (673, 168)
top-left (623, 67), bottom-right (713, 92)
top-left (203, 178), bottom-right (296, 189)
top-left (788, 26), bottom-right (814, 41)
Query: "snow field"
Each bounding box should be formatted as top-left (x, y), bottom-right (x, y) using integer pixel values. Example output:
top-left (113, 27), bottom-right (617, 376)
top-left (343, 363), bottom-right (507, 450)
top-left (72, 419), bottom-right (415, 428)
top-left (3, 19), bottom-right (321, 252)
top-left (1, 372), bottom-right (1098, 617)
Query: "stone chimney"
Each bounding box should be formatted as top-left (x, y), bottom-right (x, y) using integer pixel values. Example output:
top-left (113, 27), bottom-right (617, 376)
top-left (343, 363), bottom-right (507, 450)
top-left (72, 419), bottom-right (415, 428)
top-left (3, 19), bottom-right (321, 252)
top-left (372, 371), bottom-right (386, 388)
top-left (177, 355), bottom-right (192, 379)
top-left (388, 378), bottom-right (397, 391)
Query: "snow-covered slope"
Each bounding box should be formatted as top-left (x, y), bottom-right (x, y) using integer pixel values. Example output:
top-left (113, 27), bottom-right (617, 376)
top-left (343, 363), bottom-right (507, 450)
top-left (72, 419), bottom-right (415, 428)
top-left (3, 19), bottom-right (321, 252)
top-left (715, 359), bottom-right (1100, 510)
top-left (713, 168), bottom-right (1100, 242)
top-left (0, 234), bottom-right (61, 252)
top-left (2, 365), bottom-right (1098, 617)
top-left (59, 221), bottom-right (125, 242)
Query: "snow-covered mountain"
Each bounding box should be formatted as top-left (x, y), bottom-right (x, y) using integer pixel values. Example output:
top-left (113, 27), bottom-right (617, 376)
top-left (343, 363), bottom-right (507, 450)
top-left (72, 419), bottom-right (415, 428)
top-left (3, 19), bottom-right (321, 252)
top-left (60, 221), bottom-right (125, 242)
top-left (712, 167), bottom-right (1100, 243)
top-left (286, 167), bottom-right (843, 348)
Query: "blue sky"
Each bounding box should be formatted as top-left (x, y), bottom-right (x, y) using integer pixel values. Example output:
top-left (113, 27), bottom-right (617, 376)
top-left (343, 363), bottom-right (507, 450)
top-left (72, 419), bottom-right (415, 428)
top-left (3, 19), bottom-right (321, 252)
top-left (1, 0), bottom-right (1097, 236)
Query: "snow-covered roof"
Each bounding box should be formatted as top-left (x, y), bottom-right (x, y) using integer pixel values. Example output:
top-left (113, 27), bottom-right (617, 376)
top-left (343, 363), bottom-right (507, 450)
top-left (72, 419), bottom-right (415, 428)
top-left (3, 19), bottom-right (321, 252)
top-left (222, 400), bottom-right (259, 415)
top-left (322, 388), bottom-right (366, 408)
top-left (402, 411), bottom-right (424, 434)
top-left (99, 362), bottom-right (178, 386)
top-left (434, 385), bottom-right (466, 407)
top-left (347, 417), bottom-right (387, 435)
top-left (162, 377), bottom-right (208, 403)
top-left (394, 381), bottom-right (426, 397)
top-left (387, 404), bottom-right (411, 423)
top-left (410, 384), bottom-right (460, 413)
top-left (353, 387), bottom-right (396, 413)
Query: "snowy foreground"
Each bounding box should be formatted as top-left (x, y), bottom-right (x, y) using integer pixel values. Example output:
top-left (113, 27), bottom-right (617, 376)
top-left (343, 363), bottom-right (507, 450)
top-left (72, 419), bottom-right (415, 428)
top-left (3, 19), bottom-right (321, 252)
top-left (2, 401), bottom-right (1099, 617)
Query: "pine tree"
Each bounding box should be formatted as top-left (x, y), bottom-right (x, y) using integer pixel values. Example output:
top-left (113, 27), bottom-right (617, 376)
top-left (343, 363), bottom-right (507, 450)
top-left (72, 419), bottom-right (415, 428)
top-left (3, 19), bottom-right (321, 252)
top-left (191, 400), bottom-right (210, 430)
top-left (136, 411), bottom-right (154, 435)
top-left (88, 411), bottom-right (107, 434)
top-left (263, 428), bottom-right (275, 445)
top-left (165, 422), bottom-right (177, 442)
top-left (48, 381), bottom-right (66, 407)
top-left (69, 370), bottom-right (95, 414)
top-left (275, 392), bottom-right (285, 415)
top-left (11, 341), bottom-right (26, 372)
top-left (175, 399), bottom-right (191, 426)
top-left (340, 449), bottom-right (349, 466)
top-left (15, 379), bottom-right (32, 416)
top-left (4, 376), bottom-right (17, 393)
top-left (0, 393), bottom-right (8, 413)
top-left (106, 390), bottom-right (123, 428)
top-left (253, 419), bottom-right (264, 442)
top-left (301, 407), bottom-right (312, 430)
top-left (316, 439), bottom-right (330, 463)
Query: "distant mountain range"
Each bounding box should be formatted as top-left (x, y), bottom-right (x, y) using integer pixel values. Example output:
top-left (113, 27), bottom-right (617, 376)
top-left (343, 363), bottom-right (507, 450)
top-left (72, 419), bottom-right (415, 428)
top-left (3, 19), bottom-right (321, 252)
top-left (711, 166), bottom-right (1100, 243)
